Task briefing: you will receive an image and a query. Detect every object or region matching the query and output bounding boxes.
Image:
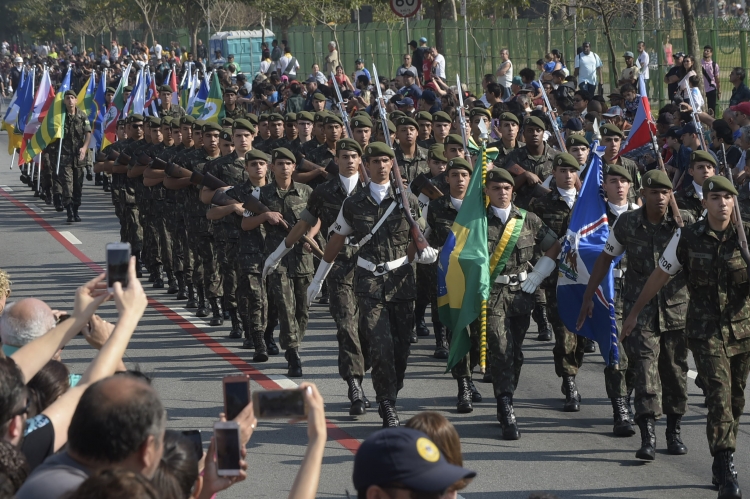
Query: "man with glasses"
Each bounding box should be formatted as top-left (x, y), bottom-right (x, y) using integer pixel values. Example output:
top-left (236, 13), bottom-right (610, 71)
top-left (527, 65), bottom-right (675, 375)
top-left (574, 42), bottom-right (603, 97)
top-left (396, 54), bottom-right (419, 79)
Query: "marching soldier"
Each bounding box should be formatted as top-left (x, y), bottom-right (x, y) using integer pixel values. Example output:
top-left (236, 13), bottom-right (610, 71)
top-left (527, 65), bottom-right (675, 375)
top-left (489, 112), bottom-right (524, 169)
top-left (350, 114), bottom-right (373, 150)
top-left (222, 87), bottom-right (244, 120)
top-left (117, 114), bottom-right (147, 276)
top-left (94, 119), bottom-right (128, 242)
top-left (600, 124), bottom-right (642, 205)
top-left (299, 112), bottom-right (328, 156)
top-left (393, 116), bottom-right (429, 183)
top-left (156, 85), bottom-right (186, 119)
top-left (674, 150), bottom-right (716, 220)
top-left (298, 114), bottom-right (343, 188)
top-left (415, 111), bottom-right (433, 148)
top-left (430, 111), bottom-right (453, 148)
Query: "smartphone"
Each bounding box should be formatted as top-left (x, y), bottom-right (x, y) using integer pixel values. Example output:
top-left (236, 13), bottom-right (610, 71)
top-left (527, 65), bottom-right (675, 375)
top-left (214, 421), bottom-right (241, 476)
top-left (106, 242), bottom-right (131, 292)
top-left (252, 389), bottom-right (307, 419)
top-left (56, 313), bottom-right (71, 324)
top-left (181, 430), bottom-right (203, 460)
top-left (223, 375), bottom-right (251, 421)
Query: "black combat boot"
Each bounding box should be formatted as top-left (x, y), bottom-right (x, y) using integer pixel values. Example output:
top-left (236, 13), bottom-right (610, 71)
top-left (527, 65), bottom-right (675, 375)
top-left (378, 399), bottom-right (400, 427)
top-left (584, 338), bottom-right (596, 353)
top-left (318, 281), bottom-right (329, 304)
top-left (95, 172), bottom-right (103, 186)
top-left (415, 301), bottom-right (429, 337)
top-left (611, 397), bottom-right (635, 436)
top-left (251, 329), bottom-right (269, 362)
top-left (409, 329), bottom-right (418, 344)
top-left (65, 205), bottom-right (74, 223)
top-left (456, 377), bottom-right (473, 413)
top-left (532, 302), bottom-right (552, 341)
top-left (152, 266), bottom-right (164, 288)
top-left (469, 378), bottom-right (482, 402)
top-left (86, 166), bottom-right (93, 181)
top-left (185, 283), bottom-right (197, 308)
top-left (562, 375), bottom-right (581, 412)
top-left (665, 414), bottom-right (688, 455)
top-left (433, 323), bottom-right (449, 359)
top-left (72, 205), bottom-right (81, 222)
top-left (209, 297), bottom-right (223, 326)
top-left (716, 450), bottom-right (742, 498)
top-left (358, 377), bottom-right (371, 408)
top-left (102, 174), bottom-right (110, 192)
top-left (635, 416), bottom-right (656, 460)
top-left (134, 252), bottom-right (144, 278)
top-left (175, 272), bottom-right (188, 299)
top-left (44, 187), bottom-right (52, 205)
top-left (222, 298), bottom-right (230, 320)
top-left (285, 348), bottom-right (302, 377)
top-left (195, 287), bottom-right (209, 317)
top-left (346, 377), bottom-right (366, 415)
top-left (227, 308), bottom-right (242, 339)
top-left (497, 394), bottom-right (520, 440)
top-left (625, 389), bottom-right (635, 423)
top-left (53, 193), bottom-right (64, 212)
top-left (264, 326), bottom-right (280, 355)
top-left (166, 271), bottom-right (178, 294)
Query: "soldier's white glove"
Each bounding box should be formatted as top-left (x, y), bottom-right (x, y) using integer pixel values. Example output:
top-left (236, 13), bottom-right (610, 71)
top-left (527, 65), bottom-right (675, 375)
top-left (307, 260), bottom-right (333, 304)
top-left (521, 256), bottom-right (557, 294)
top-left (414, 246), bottom-right (439, 264)
top-left (262, 241), bottom-right (293, 278)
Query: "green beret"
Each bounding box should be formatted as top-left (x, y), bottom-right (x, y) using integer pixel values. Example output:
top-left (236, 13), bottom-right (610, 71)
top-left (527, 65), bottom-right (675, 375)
top-left (221, 117), bottom-right (235, 128)
top-left (193, 120), bottom-right (206, 130)
top-left (470, 107), bottom-right (491, 120)
top-left (202, 122), bottom-right (223, 133)
top-left (267, 113), bottom-right (284, 123)
top-left (245, 150), bottom-right (269, 163)
top-left (284, 113), bottom-right (297, 123)
top-left (147, 116), bottom-right (162, 128)
top-left (553, 152), bottom-right (580, 171)
top-left (603, 164), bottom-right (632, 182)
top-left (180, 115), bottom-right (196, 126)
top-left (353, 110), bottom-right (370, 118)
top-left (703, 175), bottom-right (738, 197)
top-left (352, 115), bottom-right (373, 129)
top-left (220, 130), bottom-right (232, 142)
top-left (123, 85), bottom-right (133, 92)
top-left (566, 134), bottom-right (590, 148)
top-left (499, 112), bottom-right (520, 125)
top-left (106, 87), bottom-right (116, 94)
top-left (312, 92), bottom-right (327, 101)
top-left (170, 119), bottom-right (181, 129)
top-left (365, 142), bottom-right (395, 159)
top-left (160, 116), bottom-right (172, 127)
top-left (324, 114), bottom-right (344, 126)
top-left (415, 111), bottom-right (432, 122)
top-left (272, 147), bottom-right (296, 163)
top-left (690, 150), bottom-right (717, 168)
top-left (159, 85), bottom-right (173, 93)
top-left (244, 113), bottom-right (259, 125)
top-left (336, 138), bottom-right (363, 155)
top-left (444, 134), bottom-right (465, 147)
top-left (524, 116), bottom-right (546, 131)
top-left (600, 123), bottom-right (624, 138)
top-left (446, 157), bottom-right (473, 173)
top-left (428, 144), bottom-right (447, 162)
top-left (389, 111), bottom-right (406, 121)
top-left (297, 111), bottom-right (314, 123)
top-left (223, 86), bottom-right (237, 94)
top-left (233, 119), bottom-right (256, 133)
top-left (641, 169), bottom-right (673, 190)
top-left (432, 111), bottom-right (452, 124)
top-left (396, 116), bottom-right (419, 129)
top-left (128, 114), bottom-right (143, 125)
top-left (257, 114), bottom-right (269, 123)
top-left (63, 90), bottom-right (77, 98)
top-left (386, 120), bottom-right (396, 134)
top-left (117, 119), bottom-right (126, 126)
top-left (486, 168), bottom-right (515, 186)
top-left (314, 111), bottom-right (328, 123)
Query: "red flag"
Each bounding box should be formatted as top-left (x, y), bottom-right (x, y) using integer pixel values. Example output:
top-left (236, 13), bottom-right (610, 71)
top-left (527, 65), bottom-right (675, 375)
top-left (169, 68), bottom-right (179, 105)
top-left (619, 75), bottom-right (657, 157)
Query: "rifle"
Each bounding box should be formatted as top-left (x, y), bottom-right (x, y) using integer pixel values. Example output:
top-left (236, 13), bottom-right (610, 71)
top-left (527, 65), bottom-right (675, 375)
top-left (107, 150), bottom-right (121, 162)
top-left (330, 72), bottom-right (353, 138)
top-left (95, 151), bottom-right (107, 162)
top-left (164, 161), bottom-right (193, 179)
top-left (117, 152), bottom-right (132, 166)
top-left (294, 151), bottom-right (339, 177)
top-left (721, 143), bottom-right (750, 266)
top-left (539, 78), bottom-right (567, 152)
top-left (151, 158), bottom-right (168, 171)
top-left (137, 152), bottom-right (153, 166)
top-left (685, 84), bottom-right (709, 152)
top-left (372, 64), bottom-right (429, 253)
top-left (455, 74), bottom-right (471, 162)
top-left (410, 173), bottom-right (444, 200)
top-left (649, 128), bottom-right (683, 228)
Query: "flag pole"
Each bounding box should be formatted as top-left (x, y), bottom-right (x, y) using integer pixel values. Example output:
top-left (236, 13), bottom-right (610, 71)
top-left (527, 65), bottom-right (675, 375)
top-left (479, 137), bottom-right (488, 373)
top-left (35, 154), bottom-right (41, 192)
top-left (9, 148), bottom-right (16, 169)
top-left (55, 111), bottom-right (66, 176)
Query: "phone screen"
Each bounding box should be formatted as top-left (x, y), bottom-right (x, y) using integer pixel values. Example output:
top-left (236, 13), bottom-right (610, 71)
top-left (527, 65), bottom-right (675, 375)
top-left (255, 389), bottom-right (306, 419)
top-left (107, 247), bottom-right (131, 289)
top-left (224, 380), bottom-right (250, 421)
top-left (181, 430), bottom-right (203, 459)
top-left (215, 427), bottom-right (240, 471)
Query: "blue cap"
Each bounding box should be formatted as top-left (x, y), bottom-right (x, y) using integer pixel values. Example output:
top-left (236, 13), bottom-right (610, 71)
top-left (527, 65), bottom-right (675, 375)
top-left (419, 37), bottom-right (428, 43)
top-left (512, 76), bottom-right (523, 86)
top-left (563, 117), bottom-right (583, 131)
top-left (678, 122), bottom-right (698, 136)
top-left (396, 97), bottom-right (414, 107)
top-left (353, 427), bottom-right (476, 493)
top-left (421, 90), bottom-right (436, 103)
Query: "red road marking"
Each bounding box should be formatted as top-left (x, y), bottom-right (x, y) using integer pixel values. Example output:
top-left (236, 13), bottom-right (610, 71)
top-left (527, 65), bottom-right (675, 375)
top-left (0, 187), bottom-right (362, 454)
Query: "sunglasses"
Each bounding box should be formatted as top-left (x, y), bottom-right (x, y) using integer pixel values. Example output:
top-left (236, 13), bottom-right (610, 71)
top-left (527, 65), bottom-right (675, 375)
top-left (131, 124), bottom-right (143, 129)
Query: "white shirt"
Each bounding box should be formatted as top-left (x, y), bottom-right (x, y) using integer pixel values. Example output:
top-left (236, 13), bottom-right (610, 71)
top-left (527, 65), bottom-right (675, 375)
top-left (154, 44), bottom-right (163, 60)
top-left (340, 174), bottom-right (358, 195)
top-left (451, 196), bottom-right (464, 211)
top-left (574, 52), bottom-right (602, 85)
top-left (433, 54), bottom-right (446, 79)
top-left (369, 182), bottom-right (389, 204)
top-left (491, 205), bottom-right (511, 224)
top-left (692, 181), bottom-right (704, 199)
top-left (497, 59), bottom-right (513, 88)
top-left (607, 201), bottom-right (629, 219)
top-left (557, 187), bottom-right (576, 209)
top-left (637, 51), bottom-right (650, 79)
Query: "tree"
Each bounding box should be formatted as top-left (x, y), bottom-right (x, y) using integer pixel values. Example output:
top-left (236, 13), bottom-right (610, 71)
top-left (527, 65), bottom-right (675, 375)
top-left (677, 0), bottom-right (700, 61)
top-left (579, 0), bottom-right (638, 86)
top-left (132, 0), bottom-right (160, 46)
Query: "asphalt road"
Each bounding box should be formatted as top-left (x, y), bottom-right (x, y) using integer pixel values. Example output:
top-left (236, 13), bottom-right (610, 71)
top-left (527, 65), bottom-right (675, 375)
top-left (0, 132), bottom-right (745, 499)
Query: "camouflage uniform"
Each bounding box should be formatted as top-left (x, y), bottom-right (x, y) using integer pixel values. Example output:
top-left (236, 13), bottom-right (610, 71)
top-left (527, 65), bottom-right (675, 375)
top-left (158, 143), bottom-right (191, 281)
top-left (739, 184), bottom-right (750, 222)
top-left (260, 180), bottom-right (314, 351)
top-left (502, 144), bottom-right (559, 210)
top-left (157, 104), bottom-right (187, 120)
top-left (605, 207), bottom-right (694, 420)
top-left (674, 181), bottom-right (706, 221)
top-left (488, 140), bottom-right (525, 170)
top-left (120, 139), bottom-right (150, 260)
top-left (223, 105), bottom-right (244, 121)
top-left (49, 108), bottom-right (91, 208)
top-left (142, 141), bottom-right (172, 278)
top-left (305, 143), bottom-right (336, 190)
top-left (101, 140), bottom-right (129, 242)
top-left (394, 145), bottom-right (429, 183)
top-left (611, 157), bottom-right (642, 205)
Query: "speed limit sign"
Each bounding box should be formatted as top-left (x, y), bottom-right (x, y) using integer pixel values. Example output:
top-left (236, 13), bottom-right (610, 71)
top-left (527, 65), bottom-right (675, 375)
top-left (390, 0), bottom-right (420, 17)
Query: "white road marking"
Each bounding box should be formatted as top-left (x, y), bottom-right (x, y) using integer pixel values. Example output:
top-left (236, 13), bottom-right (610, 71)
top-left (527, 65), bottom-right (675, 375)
top-left (266, 375), bottom-right (299, 389)
top-left (59, 231), bottom-right (82, 245)
top-left (688, 370), bottom-right (697, 380)
top-left (33, 204), bottom-right (45, 212)
top-left (0, 185), bottom-right (13, 192)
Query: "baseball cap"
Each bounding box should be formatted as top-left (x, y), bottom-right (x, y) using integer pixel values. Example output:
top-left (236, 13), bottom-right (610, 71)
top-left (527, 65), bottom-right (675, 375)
top-left (419, 37), bottom-right (428, 43)
top-left (402, 70), bottom-right (415, 78)
top-left (602, 106), bottom-right (624, 118)
top-left (661, 126), bottom-right (682, 139)
top-left (678, 122), bottom-right (698, 136)
top-left (421, 90), bottom-right (437, 103)
top-left (355, 58), bottom-right (363, 64)
top-left (353, 428), bottom-right (476, 493)
top-left (511, 76), bottom-right (523, 86)
top-left (674, 52), bottom-right (686, 58)
top-left (563, 117), bottom-right (583, 131)
top-left (396, 97), bottom-right (414, 107)
top-left (14, 56), bottom-right (22, 63)
top-left (730, 102), bottom-right (750, 116)
top-left (623, 51), bottom-right (635, 58)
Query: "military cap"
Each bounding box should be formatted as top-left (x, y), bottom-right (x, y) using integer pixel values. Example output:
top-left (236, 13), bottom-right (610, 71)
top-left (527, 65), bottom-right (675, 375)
top-left (387, 120), bottom-right (396, 134)
top-left (128, 113), bottom-right (144, 124)
top-left (202, 122), bottom-right (223, 133)
top-left (553, 152), bottom-right (581, 171)
top-left (396, 116), bottom-right (419, 129)
top-left (124, 85), bottom-right (133, 92)
top-left (365, 142), bottom-right (395, 159)
top-left (470, 107), bottom-right (491, 120)
top-left (233, 119), bottom-right (256, 133)
top-left (432, 111), bottom-right (452, 124)
top-left (221, 117), bottom-right (235, 128)
top-left (106, 87), bottom-right (116, 94)
top-left (147, 116), bottom-right (162, 128)
top-left (297, 111), bottom-right (314, 123)
top-left (244, 113), bottom-right (259, 125)
top-left (160, 116), bottom-right (172, 127)
top-left (223, 86), bottom-right (237, 94)
top-left (117, 119), bottom-right (126, 127)
top-left (444, 134), bottom-right (465, 146)
top-left (523, 116), bottom-right (546, 130)
top-left (312, 92), bottom-right (327, 101)
top-left (690, 150), bottom-right (717, 168)
top-left (159, 85), bottom-right (173, 93)
top-left (600, 123), bottom-right (625, 138)
top-left (257, 114), bottom-right (269, 123)
top-left (220, 130), bottom-right (232, 142)
top-left (603, 163), bottom-right (632, 182)
top-left (566, 134), bottom-right (589, 149)
top-left (272, 147), bottom-right (296, 163)
top-left (284, 113), bottom-right (297, 123)
top-left (389, 111), bottom-right (406, 121)
top-left (170, 118), bottom-right (181, 129)
top-left (641, 169), bottom-right (673, 190)
top-left (352, 115), bottom-right (373, 129)
top-left (245, 149), bottom-right (269, 163)
top-left (499, 112), bottom-right (520, 125)
top-left (446, 157), bottom-right (473, 173)
top-left (324, 114), bottom-right (344, 126)
top-left (180, 115), bottom-right (196, 126)
top-left (267, 113), bottom-right (284, 123)
top-left (63, 90), bottom-right (77, 98)
top-left (428, 144), bottom-right (447, 162)
top-left (353, 110), bottom-right (370, 118)
top-left (703, 175), bottom-right (738, 197)
top-left (336, 138), bottom-right (363, 155)
top-left (314, 111), bottom-right (328, 123)
top-left (193, 120), bottom-right (205, 130)
top-left (415, 111), bottom-right (433, 122)
top-left (486, 168), bottom-right (515, 186)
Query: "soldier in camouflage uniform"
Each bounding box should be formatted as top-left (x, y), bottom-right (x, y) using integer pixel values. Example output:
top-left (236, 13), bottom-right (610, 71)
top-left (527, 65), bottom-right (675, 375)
top-left (626, 176), bottom-right (749, 499)
top-left (307, 141), bottom-right (437, 427)
top-left (488, 112), bottom-right (524, 170)
top-left (393, 116), bottom-right (429, 183)
top-left (600, 123), bottom-right (642, 206)
top-left (674, 150), bottom-right (716, 221)
top-left (597, 170), bottom-right (693, 461)
top-left (117, 114), bottom-right (148, 276)
top-left (415, 111), bottom-right (433, 148)
top-left (94, 119), bottom-right (128, 243)
top-left (222, 87), bottom-right (245, 121)
top-left (350, 114), bottom-right (373, 151)
top-left (287, 111), bottom-right (314, 156)
top-left (218, 129), bottom-right (235, 157)
top-left (296, 114), bottom-right (342, 188)
top-left (264, 138), bottom-right (372, 415)
top-left (259, 147), bottom-right (317, 378)
top-left (430, 111), bottom-right (453, 149)
top-left (256, 113), bottom-right (284, 153)
top-left (156, 85), bottom-right (187, 120)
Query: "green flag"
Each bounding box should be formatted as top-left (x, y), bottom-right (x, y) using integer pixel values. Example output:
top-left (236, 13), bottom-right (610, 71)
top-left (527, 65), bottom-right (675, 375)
top-left (198, 72), bottom-right (224, 123)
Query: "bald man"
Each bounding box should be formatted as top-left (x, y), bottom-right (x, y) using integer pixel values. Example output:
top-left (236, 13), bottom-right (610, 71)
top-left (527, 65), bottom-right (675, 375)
top-left (0, 298), bottom-right (57, 357)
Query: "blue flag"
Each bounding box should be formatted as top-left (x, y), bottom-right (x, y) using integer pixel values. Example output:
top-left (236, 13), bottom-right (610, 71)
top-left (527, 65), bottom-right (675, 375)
top-left (16, 68), bottom-right (36, 134)
top-left (91, 71), bottom-right (107, 151)
top-left (556, 143), bottom-right (622, 366)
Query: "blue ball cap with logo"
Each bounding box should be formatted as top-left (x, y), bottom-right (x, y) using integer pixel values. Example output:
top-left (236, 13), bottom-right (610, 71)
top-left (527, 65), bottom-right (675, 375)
top-left (352, 427), bottom-right (476, 493)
